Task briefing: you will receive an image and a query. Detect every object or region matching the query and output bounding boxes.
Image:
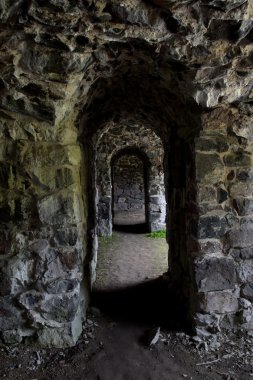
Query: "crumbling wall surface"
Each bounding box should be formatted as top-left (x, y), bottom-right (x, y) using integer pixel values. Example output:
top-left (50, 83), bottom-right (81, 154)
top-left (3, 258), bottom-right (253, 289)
top-left (0, 0), bottom-right (252, 346)
top-left (96, 122), bottom-right (166, 236)
top-left (0, 3), bottom-right (90, 346)
top-left (191, 106), bottom-right (253, 336)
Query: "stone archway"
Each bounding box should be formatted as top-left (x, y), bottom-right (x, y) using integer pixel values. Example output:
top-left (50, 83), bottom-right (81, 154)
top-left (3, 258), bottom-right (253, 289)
top-left (95, 123), bottom-right (166, 237)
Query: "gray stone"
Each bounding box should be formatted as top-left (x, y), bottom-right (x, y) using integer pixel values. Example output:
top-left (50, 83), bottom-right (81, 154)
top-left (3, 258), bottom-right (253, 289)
top-left (197, 214), bottom-right (229, 239)
top-left (0, 0), bottom-right (253, 347)
top-left (196, 153), bottom-right (224, 184)
top-left (50, 228), bottom-right (78, 247)
top-left (199, 289), bottom-right (240, 314)
top-left (45, 278), bottom-right (79, 294)
top-left (198, 239), bottom-right (223, 255)
top-left (41, 293), bottom-right (80, 323)
top-left (197, 186), bottom-right (217, 203)
top-left (229, 183), bottom-right (253, 198)
top-left (230, 247), bottom-right (253, 260)
top-left (225, 227), bottom-right (253, 249)
top-left (2, 329), bottom-right (23, 344)
top-left (0, 296), bottom-right (25, 330)
top-left (233, 198), bottom-right (253, 216)
top-left (237, 168), bottom-right (253, 182)
top-left (223, 153), bottom-right (252, 167)
top-left (238, 260), bottom-right (253, 283)
top-left (37, 312), bottom-right (82, 348)
top-left (241, 284), bottom-right (253, 302)
top-left (38, 191), bottom-right (82, 226)
top-left (195, 137), bottom-right (229, 153)
top-left (195, 257), bottom-right (236, 292)
top-left (194, 312), bottom-right (220, 334)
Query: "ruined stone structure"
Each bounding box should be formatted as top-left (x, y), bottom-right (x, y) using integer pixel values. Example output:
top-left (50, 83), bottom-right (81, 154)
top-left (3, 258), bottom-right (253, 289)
top-left (113, 153), bottom-right (146, 215)
top-left (96, 122), bottom-right (166, 235)
top-left (0, 0), bottom-right (253, 347)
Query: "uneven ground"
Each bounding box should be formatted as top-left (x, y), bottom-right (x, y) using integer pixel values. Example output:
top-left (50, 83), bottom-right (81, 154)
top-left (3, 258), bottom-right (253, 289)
top-left (0, 230), bottom-right (253, 380)
top-left (95, 229), bottom-right (168, 290)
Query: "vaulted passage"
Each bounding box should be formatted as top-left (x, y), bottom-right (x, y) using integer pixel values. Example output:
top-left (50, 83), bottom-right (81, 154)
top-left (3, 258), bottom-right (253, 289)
top-left (0, 0), bottom-right (253, 350)
top-left (112, 151), bottom-right (147, 229)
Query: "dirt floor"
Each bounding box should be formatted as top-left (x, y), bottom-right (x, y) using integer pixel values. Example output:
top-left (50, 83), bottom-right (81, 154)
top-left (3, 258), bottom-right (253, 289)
top-left (94, 229), bottom-right (168, 290)
top-left (0, 230), bottom-right (253, 380)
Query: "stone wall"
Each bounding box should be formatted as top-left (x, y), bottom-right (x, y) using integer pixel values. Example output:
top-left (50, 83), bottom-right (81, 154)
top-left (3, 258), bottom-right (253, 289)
top-left (113, 154), bottom-right (145, 215)
top-left (0, 0), bottom-right (252, 347)
top-left (192, 106), bottom-right (253, 335)
top-left (0, 116), bottom-right (88, 346)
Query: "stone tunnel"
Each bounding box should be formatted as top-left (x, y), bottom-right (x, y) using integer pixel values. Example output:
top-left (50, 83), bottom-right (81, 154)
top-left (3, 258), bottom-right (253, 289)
top-left (0, 0), bottom-right (253, 348)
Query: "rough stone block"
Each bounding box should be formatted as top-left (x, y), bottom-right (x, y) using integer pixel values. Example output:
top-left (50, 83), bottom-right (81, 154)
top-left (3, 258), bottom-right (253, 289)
top-left (225, 227), bottom-right (253, 249)
top-left (19, 290), bottom-right (80, 324)
top-left (55, 167), bottom-right (76, 188)
top-left (50, 228), bottom-right (78, 247)
top-left (196, 153), bottom-right (224, 184)
top-left (195, 257), bottom-right (236, 292)
top-left (45, 278), bottom-right (79, 294)
top-left (22, 144), bottom-right (81, 168)
top-left (37, 312), bottom-right (82, 348)
top-left (38, 191), bottom-right (82, 225)
top-left (197, 214), bottom-right (230, 239)
top-left (2, 329), bottom-right (23, 344)
top-left (230, 247), bottom-right (253, 260)
top-left (229, 183), bottom-right (253, 198)
top-left (0, 94), bottom-right (55, 124)
top-left (198, 239), bottom-right (223, 255)
top-left (194, 312), bottom-right (220, 334)
top-left (197, 186), bottom-right (217, 203)
top-left (241, 283), bottom-right (253, 302)
top-left (233, 198), bottom-right (253, 216)
top-left (238, 260), bottom-right (253, 283)
top-left (220, 313), bottom-right (240, 329)
top-left (199, 289), bottom-right (239, 314)
top-left (41, 292), bottom-right (80, 323)
top-left (195, 136), bottom-right (228, 153)
top-left (224, 153), bottom-right (252, 167)
top-left (0, 296), bottom-right (25, 330)
top-left (236, 168), bottom-right (253, 182)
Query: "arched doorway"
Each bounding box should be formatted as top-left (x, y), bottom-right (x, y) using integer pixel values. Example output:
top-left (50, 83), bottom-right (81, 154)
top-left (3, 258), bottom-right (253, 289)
top-left (111, 149), bottom-right (149, 232)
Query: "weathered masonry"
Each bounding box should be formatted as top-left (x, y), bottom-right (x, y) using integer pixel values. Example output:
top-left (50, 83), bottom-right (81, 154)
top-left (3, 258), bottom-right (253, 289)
top-left (0, 0), bottom-right (253, 347)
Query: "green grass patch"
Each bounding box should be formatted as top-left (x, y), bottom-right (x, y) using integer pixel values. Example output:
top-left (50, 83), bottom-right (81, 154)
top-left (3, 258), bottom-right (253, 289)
top-left (146, 229), bottom-right (166, 238)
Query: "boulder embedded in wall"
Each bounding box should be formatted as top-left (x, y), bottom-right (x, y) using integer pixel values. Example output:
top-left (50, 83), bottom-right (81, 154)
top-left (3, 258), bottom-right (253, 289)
top-left (37, 312), bottom-right (82, 348)
top-left (18, 289), bottom-right (80, 325)
top-left (195, 256), bottom-right (236, 292)
top-left (233, 198), bottom-right (253, 216)
top-left (225, 227), bottom-right (253, 249)
top-left (197, 212), bottom-right (238, 239)
top-left (241, 283), bottom-right (253, 302)
top-left (196, 153), bottom-right (224, 184)
top-left (199, 289), bottom-right (240, 314)
top-left (231, 247), bottom-right (253, 260)
top-left (223, 153), bottom-right (252, 167)
top-left (38, 191), bottom-right (82, 226)
top-left (238, 259), bottom-right (253, 283)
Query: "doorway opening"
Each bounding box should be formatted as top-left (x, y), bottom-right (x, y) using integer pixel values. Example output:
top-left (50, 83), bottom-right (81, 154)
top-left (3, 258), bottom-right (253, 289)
top-left (112, 149), bottom-right (149, 233)
top-left (89, 124), bottom-right (171, 325)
